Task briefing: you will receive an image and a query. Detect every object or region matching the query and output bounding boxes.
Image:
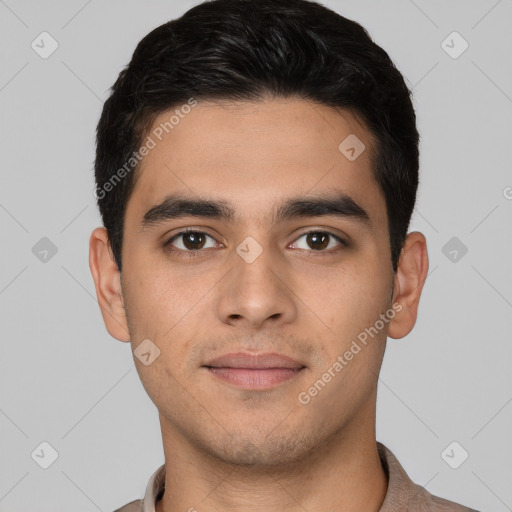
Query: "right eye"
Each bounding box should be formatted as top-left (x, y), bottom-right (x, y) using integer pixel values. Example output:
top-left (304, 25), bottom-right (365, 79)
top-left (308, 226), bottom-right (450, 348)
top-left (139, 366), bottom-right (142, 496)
top-left (165, 230), bottom-right (220, 255)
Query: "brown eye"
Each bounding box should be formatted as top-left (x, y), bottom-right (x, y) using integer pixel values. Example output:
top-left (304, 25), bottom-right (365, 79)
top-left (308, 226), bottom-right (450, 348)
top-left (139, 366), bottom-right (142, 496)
top-left (291, 230), bottom-right (346, 252)
top-left (166, 231), bottom-right (217, 252)
top-left (306, 232), bottom-right (329, 250)
top-left (181, 232), bottom-right (206, 250)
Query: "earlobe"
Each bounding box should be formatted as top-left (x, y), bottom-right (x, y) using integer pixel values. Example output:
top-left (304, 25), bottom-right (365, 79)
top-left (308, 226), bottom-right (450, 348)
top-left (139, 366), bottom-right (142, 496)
top-left (89, 227), bottom-right (131, 342)
top-left (387, 231), bottom-right (429, 339)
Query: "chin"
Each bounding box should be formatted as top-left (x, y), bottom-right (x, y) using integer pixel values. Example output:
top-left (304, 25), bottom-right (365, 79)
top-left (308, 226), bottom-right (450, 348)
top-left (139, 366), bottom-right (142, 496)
top-left (202, 428), bottom-right (319, 468)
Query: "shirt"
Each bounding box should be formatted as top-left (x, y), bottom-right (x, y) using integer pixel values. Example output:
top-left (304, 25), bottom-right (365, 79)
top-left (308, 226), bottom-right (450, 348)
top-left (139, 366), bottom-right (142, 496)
top-left (113, 441), bottom-right (479, 512)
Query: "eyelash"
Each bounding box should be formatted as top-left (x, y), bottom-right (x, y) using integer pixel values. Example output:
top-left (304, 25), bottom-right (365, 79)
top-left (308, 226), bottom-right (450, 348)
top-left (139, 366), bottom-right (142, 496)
top-left (164, 228), bottom-right (347, 258)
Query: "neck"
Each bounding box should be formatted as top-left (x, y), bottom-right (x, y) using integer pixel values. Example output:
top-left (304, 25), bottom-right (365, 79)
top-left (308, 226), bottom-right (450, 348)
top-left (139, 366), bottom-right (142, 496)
top-left (155, 405), bottom-right (388, 512)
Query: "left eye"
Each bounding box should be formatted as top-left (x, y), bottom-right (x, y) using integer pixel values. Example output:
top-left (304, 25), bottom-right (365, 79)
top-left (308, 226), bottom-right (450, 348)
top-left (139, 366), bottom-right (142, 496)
top-left (290, 231), bottom-right (346, 251)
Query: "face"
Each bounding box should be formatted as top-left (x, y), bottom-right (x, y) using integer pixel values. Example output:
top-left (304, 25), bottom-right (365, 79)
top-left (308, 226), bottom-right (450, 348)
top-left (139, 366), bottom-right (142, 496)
top-left (90, 97), bottom-right (427, 468)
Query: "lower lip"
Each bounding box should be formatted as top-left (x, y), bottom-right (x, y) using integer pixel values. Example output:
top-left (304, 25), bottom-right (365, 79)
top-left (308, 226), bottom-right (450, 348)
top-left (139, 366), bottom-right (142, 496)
top-left (205, 367), bottom-right (304, 390)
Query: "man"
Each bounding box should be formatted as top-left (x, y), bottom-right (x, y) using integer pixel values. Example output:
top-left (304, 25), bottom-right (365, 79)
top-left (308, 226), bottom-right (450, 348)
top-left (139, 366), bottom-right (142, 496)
top-left (89, 0), bottom-right (479, 510)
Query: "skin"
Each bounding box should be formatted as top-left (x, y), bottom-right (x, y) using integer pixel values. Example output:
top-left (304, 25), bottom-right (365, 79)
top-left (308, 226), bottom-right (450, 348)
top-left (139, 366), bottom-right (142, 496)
top-left (89, 97), bottom-right (428, 512)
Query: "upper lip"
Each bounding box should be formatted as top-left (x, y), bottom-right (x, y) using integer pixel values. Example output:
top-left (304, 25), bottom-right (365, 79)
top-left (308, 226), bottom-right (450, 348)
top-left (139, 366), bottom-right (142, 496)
top-left (204, 352), bottom-right (305, 369)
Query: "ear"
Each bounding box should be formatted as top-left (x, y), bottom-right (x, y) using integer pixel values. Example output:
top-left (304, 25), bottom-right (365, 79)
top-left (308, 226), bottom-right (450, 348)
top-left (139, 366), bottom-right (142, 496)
top-left (387, 231), bottom-right (429, 339)
top-left (89, 227), bottom-right (130, 342)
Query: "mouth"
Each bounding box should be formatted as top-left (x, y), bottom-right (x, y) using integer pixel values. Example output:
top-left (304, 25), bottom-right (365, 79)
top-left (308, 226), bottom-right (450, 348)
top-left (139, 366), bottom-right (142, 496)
top-left (202, 352), bottom-right (306, 390)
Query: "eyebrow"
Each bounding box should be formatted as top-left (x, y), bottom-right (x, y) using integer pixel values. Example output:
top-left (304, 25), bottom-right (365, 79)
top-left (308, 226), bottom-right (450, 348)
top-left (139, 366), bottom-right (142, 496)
top-left (139, 190), bottom-right (373, 232)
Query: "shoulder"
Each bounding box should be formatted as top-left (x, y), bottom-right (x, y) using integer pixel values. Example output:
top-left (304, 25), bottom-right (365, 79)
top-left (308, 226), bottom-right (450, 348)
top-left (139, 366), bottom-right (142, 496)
top-left (377, 442), bottom-right (479, 512)
top-left (409, 482), bottom-right (480, 512)
top-left (112, 498), bottom-right (143, 512)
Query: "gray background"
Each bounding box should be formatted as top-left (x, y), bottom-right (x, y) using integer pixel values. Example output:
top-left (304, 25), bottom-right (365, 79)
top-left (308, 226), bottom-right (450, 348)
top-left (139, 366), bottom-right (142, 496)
top-left (0, 0), bottom-right (511, 510)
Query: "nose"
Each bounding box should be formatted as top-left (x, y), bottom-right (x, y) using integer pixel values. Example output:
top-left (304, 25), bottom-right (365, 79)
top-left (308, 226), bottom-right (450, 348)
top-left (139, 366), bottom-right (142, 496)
top-left (216, 245), bottom-right (298, 331)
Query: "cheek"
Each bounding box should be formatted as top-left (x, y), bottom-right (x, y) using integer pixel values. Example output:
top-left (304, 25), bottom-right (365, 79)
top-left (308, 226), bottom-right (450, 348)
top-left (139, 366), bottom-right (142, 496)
top-left (124, 262), bottom-right (217, 364)
top-left (307, 261), bottom-right (389, 330)
top-left (128, 258), bottom-right (198, 316)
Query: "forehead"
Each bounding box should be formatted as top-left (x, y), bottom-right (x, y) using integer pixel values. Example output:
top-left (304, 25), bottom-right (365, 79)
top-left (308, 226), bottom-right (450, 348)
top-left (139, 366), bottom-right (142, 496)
top-left (125, 98), bottom-right (386, 229)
